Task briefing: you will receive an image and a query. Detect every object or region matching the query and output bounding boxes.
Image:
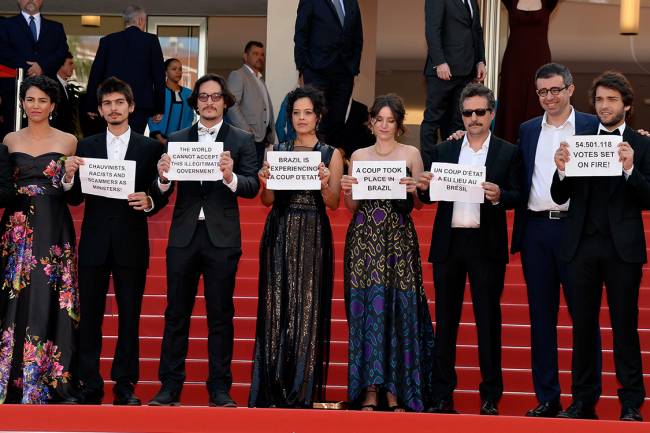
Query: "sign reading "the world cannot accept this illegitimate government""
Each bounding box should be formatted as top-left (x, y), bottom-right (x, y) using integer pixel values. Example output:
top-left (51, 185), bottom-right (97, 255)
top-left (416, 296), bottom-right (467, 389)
top-left (79, 157), bottom-right (136, 200)
top-left (429, 162), bottom-right (486, 203)
top-left (266, 151), bottom-right (321, 190)
top-left (351, 160), bottom-right (407, 200)
top-left (564, 135), bottom-right (623, 177)
top-left (166, 141), bottom-right (223, 181)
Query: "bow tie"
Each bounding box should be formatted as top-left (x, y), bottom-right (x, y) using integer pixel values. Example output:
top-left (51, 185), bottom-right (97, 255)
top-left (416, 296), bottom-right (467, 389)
top-left (198, 126), bottom-right (217, 136)
top-left (599, 129), bottom-right (620, 136)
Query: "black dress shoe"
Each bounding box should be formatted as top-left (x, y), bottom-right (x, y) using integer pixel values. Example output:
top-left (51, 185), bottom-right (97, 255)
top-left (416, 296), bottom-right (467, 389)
top-left (620, 405), bottom-right (643, 422)
top-left (480, 400), bottom-right (499, 415)
top-left (148, 388), bottom-right (181, 406)
top-left (428, 399), bottom-right (458, 414)
top-left (209, 390), bottom-right (237, 408)
top-left (557, 401), bottom-right (597, 419)
top-left (79, 389), bottom-right (104, 405)
top-left (113, 390), bottom-right (142, 406)
top-left (526, 401), bottom-right (562, 417)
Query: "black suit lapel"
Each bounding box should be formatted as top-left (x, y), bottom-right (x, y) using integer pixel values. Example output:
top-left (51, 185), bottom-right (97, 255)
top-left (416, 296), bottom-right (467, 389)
top-left (94, 133), bottom-right (108, 159)
top-left (37, 17), bottom-right (48, 43)
top-left (216, 122), bottom-right (230, 150)
top-left (526, 122), bottom-right (543, 188)
top-left (16, 15), bottom-right (35, 45)
top-left (451, 139), bottom-right (463, 163)
top-left (453, 0), bottom-right (472, 22)
top-left (124, 133), bottom-right (139, 161)
top-left (485, 136), bottom-right (500, 183)
top-left (325, 0), bottom-right (344, 29)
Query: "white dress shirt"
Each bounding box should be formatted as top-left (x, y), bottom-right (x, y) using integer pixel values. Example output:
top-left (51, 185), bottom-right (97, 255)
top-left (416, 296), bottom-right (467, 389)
top-left (21, 11), bottom-right (41, 40)
top-left (243, 64), bottom-right (271, 126)
top-left (158, 120), bottom-right (238, 220)
top-left (451, 133), bottom-right (490, 228)
top-left (107, 127), bottom-right (131, 161)
top-left (527, 108), bottom-right (575, 211)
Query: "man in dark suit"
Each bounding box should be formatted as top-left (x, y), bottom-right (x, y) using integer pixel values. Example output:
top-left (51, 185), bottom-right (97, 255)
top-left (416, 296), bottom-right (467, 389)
top-left (0, 0), bottom-right (68, 79)
top-left (148, 74), bottom-right (259, 407)
top-left (294, 0), bottom-right (363, 148)
top-left (551, 71), bottom-right (648, 421)
top-left (0, 144), bottom-right (15, 206)
top-left (63, 77), bottom-right (166, 406)
top-left (420, 0), bottom-right (486, 154)
top-left (417, 83), bottom-right (521, 415)
top-left (51, 51), bottom-right (76, 135)
top-left (510, 63), bottom-right (600, 417)
top-left (86, 5), bottom-right (165, 134)
top-left (341, 97), bottom-right (374, 159)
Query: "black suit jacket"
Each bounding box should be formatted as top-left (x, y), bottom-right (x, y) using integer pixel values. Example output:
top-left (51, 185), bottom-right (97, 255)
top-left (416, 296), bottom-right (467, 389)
top-left (342, 99), bottom-right (374, 157)
top-left (0, 14), bottom-right (68, 78)
top-left (67, 131), bottom-right (166, 268)
top-left (163, 122), bottom-right (259, 249)
top-left (294, 0), bottom-right (363, 75)
top-left (86, 26), bottom-right (165, 113)
top-left (0, 144), bottom-right (15, 207)
top-left (550, 126), bottom-right (650, 264)
top-left (51, 77), bottom-right (73, 134)
top-left (424, 0), bottom-right (486, 77)
top-left (422, 136), bottom-right (521, 263)
top-left (510, 111), bottom-right (599, 253)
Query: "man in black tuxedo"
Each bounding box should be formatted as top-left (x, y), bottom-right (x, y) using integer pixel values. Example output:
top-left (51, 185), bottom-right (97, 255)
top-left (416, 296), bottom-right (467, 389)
top-left (420, 0), bottom-right (486, 153)
top-left (551, 71), bottom-right (648, 421)
top-left (417, 84), bottom-right (521, 415)
top-left (64, 77), bottom-right (166, 406)
top-left (148, 74), bottom-right (259, 407)
top-left (51, 51), bottom-right (76, 135)
top-left (0, 0), bottom-right (68, 79)
top-left (294, 0), bottom-right (363, 148)
top-left (86, 5), bottom-right (165, 134)
top-left (341, 97), bottom-right (374, 159)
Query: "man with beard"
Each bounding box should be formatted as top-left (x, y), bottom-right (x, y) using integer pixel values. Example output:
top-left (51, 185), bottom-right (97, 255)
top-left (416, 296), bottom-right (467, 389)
top-left (551, 71), bottom-right (649, 421)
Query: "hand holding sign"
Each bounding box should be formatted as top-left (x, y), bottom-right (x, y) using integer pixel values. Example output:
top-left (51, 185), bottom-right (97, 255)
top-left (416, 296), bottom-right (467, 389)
top-left (618, 142), bottom-right (634, 171)
top-left (220, 151), bottom-right (234, 184)
top-left (400, 176), bottom-right (417, 193)
top-left (482, 182), bottom-right (500, 204)
top-left (158, 153), bottom-right (171, 181)
top-left (554, 141), bottom-right (570, 172)
top-left (341, 174), bottom-right (358, 197)
top-left (64, 155), bottom-right (84, 183)
top-left (318, 162), bottom-right (330, 189)
top-left (416, 172), bottom-right (434, 191)
top-left (258, 161), bottom-right (271, 187)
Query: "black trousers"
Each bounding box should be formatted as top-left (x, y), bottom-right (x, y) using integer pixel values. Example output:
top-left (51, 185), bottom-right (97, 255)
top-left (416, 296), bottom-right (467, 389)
top-left (303, 65), bottom-right (354, 149)
top-left (567, 232), bottom-right (645, 407)
top-left (158, 222), bottom-right (242, 394)
top-left (432, 228), bottom-right (505, 402)
top-left (420, 75), bottom-right (472, 150)
top-left (78, 261), bottom-right (146, 395)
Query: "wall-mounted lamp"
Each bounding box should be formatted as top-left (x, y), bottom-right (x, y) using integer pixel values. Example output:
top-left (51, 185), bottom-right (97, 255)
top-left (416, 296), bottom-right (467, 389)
top-left (81, 15), bottom-right (101, 27)
top-left (620, 0), bottom-right (640, 35)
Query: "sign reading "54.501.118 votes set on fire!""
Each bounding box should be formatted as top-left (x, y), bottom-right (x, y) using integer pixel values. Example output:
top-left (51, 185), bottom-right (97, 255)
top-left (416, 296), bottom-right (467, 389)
top-left (564, 135), bottom-right (623, 177)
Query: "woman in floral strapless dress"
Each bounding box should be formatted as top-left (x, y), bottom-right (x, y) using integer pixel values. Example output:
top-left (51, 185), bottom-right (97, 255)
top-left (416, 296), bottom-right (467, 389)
top-left (0, 76), bottom-right (79, 404)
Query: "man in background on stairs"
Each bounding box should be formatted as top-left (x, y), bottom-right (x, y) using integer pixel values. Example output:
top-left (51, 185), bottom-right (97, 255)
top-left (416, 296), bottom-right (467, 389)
top-left (227, 41), bottom-right (275, 169)
top-left (552, 71), bottom-right (648, 422)
top-left (63, 77), bottom-right (167, 405)
top-left (417, 84), bottom-right (521, 416)
top-left (148, 74), bottom-right (259, 408)
top-left (510, 63), bottom-right (600, 418)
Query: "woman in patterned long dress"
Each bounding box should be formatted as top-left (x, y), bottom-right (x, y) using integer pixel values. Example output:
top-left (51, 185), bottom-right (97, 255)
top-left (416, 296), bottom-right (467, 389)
top-left (0, 76), bottom-right (79, 404)
top-left (249, 86), bottom-right (343, 408)
top-left (341, 94), bottom-right (434, 412)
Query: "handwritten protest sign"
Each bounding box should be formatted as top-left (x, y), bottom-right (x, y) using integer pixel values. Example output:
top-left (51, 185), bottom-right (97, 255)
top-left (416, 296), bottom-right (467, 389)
top-left (564, 135), bottom-right (622, 177)
top-left (167, 141), bottom-right (223, 181)
top-left (266, 151), bottom-right (321, 190)
top-left (429, 162), bottom-right (486, 203)
top-left (79, 157), bottom-right (135, 200)
top-left (351, 160), bottom-right (407, 200)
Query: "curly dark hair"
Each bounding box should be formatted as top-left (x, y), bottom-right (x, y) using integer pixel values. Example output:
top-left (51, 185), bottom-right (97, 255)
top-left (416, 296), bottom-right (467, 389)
top-left (589, 71), bottom-right (634, 119)
top-left (369, 93), bottom-right (407, 137)
top-left (20, 75), bottom-right (60, 106)
top-left (187, 73), bottom-right (235, 115)
top-left (285, 84), bottom-right (327, 122)
top-left (164, 57), bottom-right (181, 70)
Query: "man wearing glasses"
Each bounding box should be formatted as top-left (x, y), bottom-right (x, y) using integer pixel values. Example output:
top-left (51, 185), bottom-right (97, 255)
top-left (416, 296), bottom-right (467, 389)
top-left (148, 74), bottom-right (259, 407)
top-left (417, 83), bottom-right (521, 415)
top-left (510, 63), bottom-right (599, 418)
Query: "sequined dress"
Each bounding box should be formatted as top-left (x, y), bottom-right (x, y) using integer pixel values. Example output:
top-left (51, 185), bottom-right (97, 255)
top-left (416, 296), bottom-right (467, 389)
top-left (0, 152), bottom-right (79, 404)
top-left (344, 197), bottom-right (435, 411)
top-left (248, 141), bottom-right (334, 408)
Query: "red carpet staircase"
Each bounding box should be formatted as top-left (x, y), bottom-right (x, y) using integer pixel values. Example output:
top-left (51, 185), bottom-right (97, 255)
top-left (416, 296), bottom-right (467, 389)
top-left (71, 196), bottom-right (650, 419)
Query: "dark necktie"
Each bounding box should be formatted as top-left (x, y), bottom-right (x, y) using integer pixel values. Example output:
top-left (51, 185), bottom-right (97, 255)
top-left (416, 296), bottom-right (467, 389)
top-left (599, 129), bottom-right (620, 136)
top-left (29, 16), bottom-right (37, 42)
top-left (463, 0), bottom-right (473, 18)
top-left (332, 0), bottom-right (345, 26)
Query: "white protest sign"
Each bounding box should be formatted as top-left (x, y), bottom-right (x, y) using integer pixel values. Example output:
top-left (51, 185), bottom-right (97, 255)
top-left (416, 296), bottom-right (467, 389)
top-left (564, 135), bottom-right (622, 177)
top-left (266, 151), bottom-right (321, 190)
top-left (429, 162), bottom-right (486, 203)
top-left (167, 141), bottom-right (223, 181)
top-left (79, 157), bottom-right (136, 200)
top-left (351, 160), bottom-right (407, 200)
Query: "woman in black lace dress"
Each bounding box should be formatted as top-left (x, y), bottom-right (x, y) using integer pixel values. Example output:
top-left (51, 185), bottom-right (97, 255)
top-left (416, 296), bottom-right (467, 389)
top-left (249, 86), bottom-right (343, 408)
top-left (0, 76), bottom-right (79, 404)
